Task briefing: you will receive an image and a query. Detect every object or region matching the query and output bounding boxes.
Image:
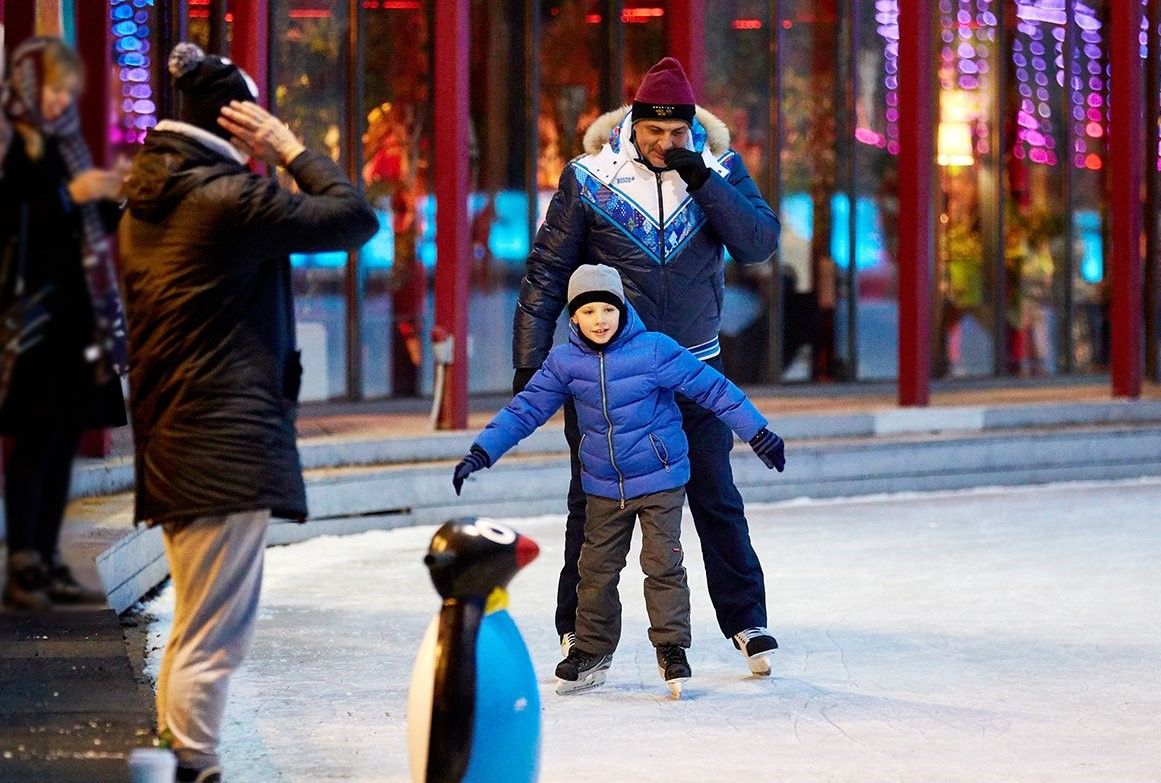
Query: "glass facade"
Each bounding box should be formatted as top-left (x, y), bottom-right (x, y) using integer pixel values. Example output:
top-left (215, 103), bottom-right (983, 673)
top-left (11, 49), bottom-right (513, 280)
top-left (108, 0), bottom-right (1154, 399)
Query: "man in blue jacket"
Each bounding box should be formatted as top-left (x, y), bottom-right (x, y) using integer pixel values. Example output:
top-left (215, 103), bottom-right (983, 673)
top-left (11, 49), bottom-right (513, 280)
top-left (512, 58), bottom-right (783, 674)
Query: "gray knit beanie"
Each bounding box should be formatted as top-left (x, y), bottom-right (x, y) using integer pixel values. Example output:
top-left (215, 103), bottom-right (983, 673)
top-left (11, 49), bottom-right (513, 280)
top-left (567, 264), bottom-right (625, 314)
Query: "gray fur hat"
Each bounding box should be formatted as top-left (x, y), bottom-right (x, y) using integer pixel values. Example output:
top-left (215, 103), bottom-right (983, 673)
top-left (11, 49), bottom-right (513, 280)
top-left (567, 264), bottom-right (626, 315)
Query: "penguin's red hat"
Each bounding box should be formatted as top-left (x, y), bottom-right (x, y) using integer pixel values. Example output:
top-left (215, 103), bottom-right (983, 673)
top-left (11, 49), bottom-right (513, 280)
top-left (632, 57), bottom-right (695, 125)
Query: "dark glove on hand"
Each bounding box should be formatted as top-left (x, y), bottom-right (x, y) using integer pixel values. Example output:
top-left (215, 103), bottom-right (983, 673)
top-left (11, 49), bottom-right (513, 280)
top-left (452, 445), bottom-right (492, 495)
top-left (513, 367), bottom-right (537, 396)
top-left (663, 148), bottom-right (710, 190)
top-left (748, 427), bottom-right (786, 472)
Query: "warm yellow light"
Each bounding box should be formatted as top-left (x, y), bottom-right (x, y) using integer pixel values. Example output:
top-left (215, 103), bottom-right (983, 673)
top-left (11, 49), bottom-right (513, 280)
top-left (938, 90), bottom-right (977, 167)
top-left (937, 121), bottom-right (974, 167)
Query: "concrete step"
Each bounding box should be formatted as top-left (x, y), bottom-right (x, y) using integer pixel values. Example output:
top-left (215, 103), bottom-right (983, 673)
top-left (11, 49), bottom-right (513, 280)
top-left (82, 419), bottom-right (1161, 614)
top-left (67, 399), bottom-right (1161, 500)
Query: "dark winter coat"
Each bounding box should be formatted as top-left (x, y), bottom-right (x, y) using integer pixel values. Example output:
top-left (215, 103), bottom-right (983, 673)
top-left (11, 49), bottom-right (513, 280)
top-left (477, 302), bottom-right (767, 503)
top-left (119, 124), bottom-right (377, 526)
top-left (513, 106), bottom-right (780, 369)
top-left (0, 132), bottom-right (126, 432)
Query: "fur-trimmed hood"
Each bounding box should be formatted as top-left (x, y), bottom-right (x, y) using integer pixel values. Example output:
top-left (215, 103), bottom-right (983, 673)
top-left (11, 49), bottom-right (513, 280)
top-left (582, 104), bottom-right (731, 157)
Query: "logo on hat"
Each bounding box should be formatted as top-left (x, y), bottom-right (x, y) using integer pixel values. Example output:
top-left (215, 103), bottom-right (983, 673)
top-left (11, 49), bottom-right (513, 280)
top-left (653, 105), bottom-right (674, 117)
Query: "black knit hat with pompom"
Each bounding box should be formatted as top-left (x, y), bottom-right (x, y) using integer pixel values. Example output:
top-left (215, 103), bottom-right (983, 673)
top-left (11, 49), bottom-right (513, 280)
top-left (168, 42), bottom-right (258, 139)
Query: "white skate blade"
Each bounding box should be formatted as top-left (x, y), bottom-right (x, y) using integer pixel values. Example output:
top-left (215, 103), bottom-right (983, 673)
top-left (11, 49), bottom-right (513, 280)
top-left (745, 652), bottom-right (772, 677)
top-left (556, 669), bottom-right (607, 695)
top-left (666, 677), bottom-right (689, 699)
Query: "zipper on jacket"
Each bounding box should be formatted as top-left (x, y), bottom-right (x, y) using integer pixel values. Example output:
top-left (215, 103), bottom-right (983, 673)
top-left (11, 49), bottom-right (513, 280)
top-left (656, 172), bottom-right (668, 328)
top-left (649, 433), bottom-right (671, 472)
top-left (598, 351), bottom-right (626, 508)
top-left (655, 172), bottom-right (666, 265)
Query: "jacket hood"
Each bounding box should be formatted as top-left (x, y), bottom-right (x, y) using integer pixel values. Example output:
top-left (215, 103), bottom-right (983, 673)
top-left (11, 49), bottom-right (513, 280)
top-left (582, 104), bottom-right (731, 157)
top-left (569, 298), bottom-right (646, 353)
top-left (124, 122), bottom-right (246, 223)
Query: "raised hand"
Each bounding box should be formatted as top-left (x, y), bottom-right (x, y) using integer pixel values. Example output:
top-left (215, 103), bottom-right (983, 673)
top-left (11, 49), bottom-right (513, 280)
top-left (218, 100), bottom-right (306, 167)
top-left (663, 147), bottom-right (710, 190)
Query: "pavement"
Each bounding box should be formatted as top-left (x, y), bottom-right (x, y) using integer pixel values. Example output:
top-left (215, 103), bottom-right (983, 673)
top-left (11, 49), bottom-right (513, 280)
top-left (2, 378), bottom-right (1161, 782)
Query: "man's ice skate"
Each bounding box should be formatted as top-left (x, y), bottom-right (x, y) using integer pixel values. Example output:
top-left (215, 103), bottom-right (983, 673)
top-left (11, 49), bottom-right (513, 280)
top-left (555, 648), bottom-right (613, 694)
top-left (732, 627), bottom-right (778, 676)
top-left (655, 644), bottom-right (691, 699)
top-left (560, 631), bottom-right (576, 658)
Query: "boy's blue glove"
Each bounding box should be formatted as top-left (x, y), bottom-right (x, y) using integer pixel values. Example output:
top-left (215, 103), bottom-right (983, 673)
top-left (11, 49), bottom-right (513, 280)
top-left (748, 427), bottom-right (785, 472)
top-left (664, 148), bottom-right (710, 190)
top-left (452, 445), bottom-right (492, 495)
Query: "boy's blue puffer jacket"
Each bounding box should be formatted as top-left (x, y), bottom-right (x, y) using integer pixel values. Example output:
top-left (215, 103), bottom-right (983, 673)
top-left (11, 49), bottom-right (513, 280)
top-left (475, 303), bottom-right (767, 503)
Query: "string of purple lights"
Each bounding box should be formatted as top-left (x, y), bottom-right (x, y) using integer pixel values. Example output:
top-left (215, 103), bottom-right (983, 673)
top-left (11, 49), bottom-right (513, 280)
top-left (111, 0), bottom-right (158, 146)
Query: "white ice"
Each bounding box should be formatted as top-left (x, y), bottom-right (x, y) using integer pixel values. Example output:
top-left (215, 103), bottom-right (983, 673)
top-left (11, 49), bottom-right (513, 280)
top-left (143, 478), bottom-right (1161, 782)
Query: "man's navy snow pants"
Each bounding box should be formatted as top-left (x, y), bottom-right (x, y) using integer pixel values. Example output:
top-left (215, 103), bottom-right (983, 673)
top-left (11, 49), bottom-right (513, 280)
top-left (554, 356), bottom-right (768, 639)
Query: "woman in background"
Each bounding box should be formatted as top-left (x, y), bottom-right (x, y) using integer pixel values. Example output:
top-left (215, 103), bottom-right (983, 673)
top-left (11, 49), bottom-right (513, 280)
top-left (0, 37), bottom-right (129, 610)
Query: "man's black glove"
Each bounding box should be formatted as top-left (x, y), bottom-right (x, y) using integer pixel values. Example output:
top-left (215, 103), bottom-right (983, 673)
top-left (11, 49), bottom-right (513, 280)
top-left (452, 445), bottom-right (492, 495)
top-left (664, 148), bottom-right (710, 190)
top-left (748, 427), bottom-right (786, 472)
top-left (513, 367), bottom-right (537, 396)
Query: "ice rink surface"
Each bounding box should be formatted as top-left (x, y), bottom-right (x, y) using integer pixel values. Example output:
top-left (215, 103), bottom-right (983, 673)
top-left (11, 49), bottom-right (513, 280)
top-left (143, 478), bottom-right (1161, 782)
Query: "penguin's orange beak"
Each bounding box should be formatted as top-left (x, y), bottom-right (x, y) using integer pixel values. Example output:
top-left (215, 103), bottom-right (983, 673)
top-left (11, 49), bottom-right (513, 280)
top-left (515, 535), bottom-right (539, 567)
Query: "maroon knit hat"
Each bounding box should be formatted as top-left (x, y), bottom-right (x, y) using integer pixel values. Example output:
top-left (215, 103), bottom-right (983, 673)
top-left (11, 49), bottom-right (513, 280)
top-left (632, 57), bottom-right (695, 125)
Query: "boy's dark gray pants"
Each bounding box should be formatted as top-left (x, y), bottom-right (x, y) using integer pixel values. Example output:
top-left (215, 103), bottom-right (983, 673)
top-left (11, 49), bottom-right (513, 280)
top-left (574, 487), bottom-right (691, 655)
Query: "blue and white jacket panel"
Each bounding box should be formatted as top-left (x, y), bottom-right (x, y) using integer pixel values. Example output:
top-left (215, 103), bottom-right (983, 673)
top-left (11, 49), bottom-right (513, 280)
top-left (479, 304), bottom-right (767, 503)
top-left (513, 105), bottom-right (780, 370)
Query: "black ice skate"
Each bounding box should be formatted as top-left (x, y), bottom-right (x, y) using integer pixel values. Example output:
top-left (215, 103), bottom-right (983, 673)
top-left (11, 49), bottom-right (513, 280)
top-left (655, 644), bottom-right (691, 699)
top-left (732, 627), bottom-right (778, 676)
top-left (554, 647), bottom-right (613, 695)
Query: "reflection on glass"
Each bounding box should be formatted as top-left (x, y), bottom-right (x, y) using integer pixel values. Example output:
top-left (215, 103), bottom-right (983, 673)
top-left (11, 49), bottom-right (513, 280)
top-left (272, 0), bottom-right (349, 399)
top-left (361, 1), bottom-right (431, 398)
top-left (851, 0), bottom-right (901, 381)
top-left (1068, 0), bottom-right (1110, 372)
top-left (540, 1), bottom-right (604, 189)
top-left (704, 1), bottom-right (775, 383)
top-left (933, 1), bottom-right (998, 380)
top-left (621, 1), bottom-right (668, 104)
top-left (779, 1), bottom-right (841, 381)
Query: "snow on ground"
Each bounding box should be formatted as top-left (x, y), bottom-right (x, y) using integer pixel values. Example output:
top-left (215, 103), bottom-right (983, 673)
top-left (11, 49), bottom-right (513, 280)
top-left (143, 479), bottom-right (1161, 782)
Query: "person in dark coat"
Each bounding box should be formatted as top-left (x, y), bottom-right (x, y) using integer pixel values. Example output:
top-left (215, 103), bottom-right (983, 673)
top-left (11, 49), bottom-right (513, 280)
top-left (118, 43), bottom-right (376, 783)
top-left (0, 37), bottom-right (129, 610)
top-left (456, 264), bottom-right (785, 695)
top-left (512, 57), bottom-right (785, 674)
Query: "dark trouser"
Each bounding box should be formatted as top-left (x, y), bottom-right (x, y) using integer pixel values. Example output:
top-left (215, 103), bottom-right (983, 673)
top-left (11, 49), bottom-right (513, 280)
top-left (556, 356), bottom-right (768, 639)
top-left (575, 488), bottom-right (690, 655)
top-left (3, 421), bottom-right (84, 560)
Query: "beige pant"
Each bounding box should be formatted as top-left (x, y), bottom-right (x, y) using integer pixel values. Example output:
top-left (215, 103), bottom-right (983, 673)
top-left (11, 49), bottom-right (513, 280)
top-left (156, 510), bottom-right (269, 770)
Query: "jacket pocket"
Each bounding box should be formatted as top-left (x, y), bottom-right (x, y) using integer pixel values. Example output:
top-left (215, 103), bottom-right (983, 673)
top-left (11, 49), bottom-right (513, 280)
top-left (283, 350), bottom-right (303, 403)
top-left (648, 433), bottom-right (670, 472)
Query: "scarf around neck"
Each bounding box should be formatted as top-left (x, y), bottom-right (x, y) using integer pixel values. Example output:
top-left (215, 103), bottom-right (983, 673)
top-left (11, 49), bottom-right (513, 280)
top-left (1, 37), bottom-right (128, 376)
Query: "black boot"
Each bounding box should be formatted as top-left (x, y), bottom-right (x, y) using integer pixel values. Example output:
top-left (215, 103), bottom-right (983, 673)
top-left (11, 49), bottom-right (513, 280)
top-left (3, 550), bottom-right (52, 611)
top-left (45, 554), bottom-right (105, 605)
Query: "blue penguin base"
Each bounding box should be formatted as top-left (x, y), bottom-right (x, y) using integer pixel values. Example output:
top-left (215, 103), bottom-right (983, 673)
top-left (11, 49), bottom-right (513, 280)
top-left (461, 604), bottom-right (540, 781)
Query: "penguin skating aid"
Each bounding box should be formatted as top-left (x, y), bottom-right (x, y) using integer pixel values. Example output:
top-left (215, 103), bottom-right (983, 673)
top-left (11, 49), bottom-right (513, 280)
top-left (407, 518), bottom-right (541, 783)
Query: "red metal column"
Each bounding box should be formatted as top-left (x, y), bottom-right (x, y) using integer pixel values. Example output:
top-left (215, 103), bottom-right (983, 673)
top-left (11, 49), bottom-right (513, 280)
top-left (896, 0), bottom-right (935, 406)
top-left (231, 0), bottom-right (269, 105)
top-left (1109, 0), bottom-right (1144, 398)
top-left (434, 0), bottom-right (470, 429)
top-left (666, 0), bottom-right (705, 97)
